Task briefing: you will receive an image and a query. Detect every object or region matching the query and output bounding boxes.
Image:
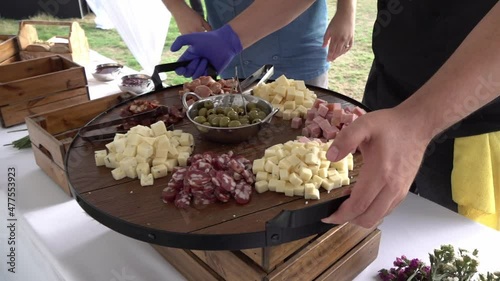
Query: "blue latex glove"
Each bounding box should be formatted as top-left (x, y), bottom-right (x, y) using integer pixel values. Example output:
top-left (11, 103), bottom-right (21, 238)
top-left (171, 24), bottom-right (243, 78)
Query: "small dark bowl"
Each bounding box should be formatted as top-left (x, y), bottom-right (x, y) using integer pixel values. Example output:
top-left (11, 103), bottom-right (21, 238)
top-left (92, 63), bottom-right (123, 81)
top-left (118, 74), bottom-right (154, 95)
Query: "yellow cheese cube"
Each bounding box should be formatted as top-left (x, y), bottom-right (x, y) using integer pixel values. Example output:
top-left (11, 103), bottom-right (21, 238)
top-left (304, 186), bottom-right (320, 200)
top-left (177, 152), bottom-right (190, 167)
top-left (150, 120), bottom-right (168, 137)
top-left (279, 169), bottom-right (290, 181)
top-left (123, 145), bottom-right (137, 157)
top-left (152, 157), bottom-right (167, 167)
top-left (311, 175), bottom-right (323, 189)
top-left (267, 155), bottom-right (279, 164)
top-left (255, 180), bottom-right (269, 193)
top-left (294, 80), bottom-right (307, 90)
top-left (165, 159), bottom-right (178, 172)
top-left (286, 87), bottom-right (296, 101)
top-left (283, 100), bottom-right (296, 110)
top-left (274, 85), bottom-right (287, 97)
top-left (252, 158), bottom-right (266, 173)
top-left (284, 188), bottom-right (295, 197)
top-left (256, 171), bottom-right (268, 182)
top-left (299, 167), bottom-right (313, 182)
top-left (105, 142), bottom-right (116, 153)
top-left (119, 157), bottom-right (138, 171)
top-left (179, 133), bottom-right (193, 146)
top-left (275, 180), bottom-right (287, 193)
top-left (303, 99), bottom-right (314, 109)
top-left (126, 133), bottom-right (143, 146)
top-left (265, 160), bottom-right (276, 173)
top-left (125, 166), bottom-right (138, 179)
top-left (137, 142), bottom-right (154, 158)
top-left (293, 186), bottom-right (305, 196)
top-left (268, 178), bottom-right (280, 192)
top-left (275, 75), bottom-right (291, 87)
top-left (282, 109), bottom-right (293, 120)
top-left (136, 163), bottom-right (151, 179)
top-left (114, 138), bottom-right (126, 153)
top-left (278, 159), bottom-right (292, 171)
top-left (289, 172), bottom-right (303, 186)
top-left (305, 153), bottom-right (320, 165)
top-left (167, 145), bottom-right (179, 159)
top-left (320, 160), bottom-right (331, 169)
top-left (177, 146), bottom-right (193, 154)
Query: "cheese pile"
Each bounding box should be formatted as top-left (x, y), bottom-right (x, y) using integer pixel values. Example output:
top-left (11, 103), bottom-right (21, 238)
top-left (253, 75), bottom-right (317, 120)
top-left (252, 138), bottom-right (353, 200)
top-left (94, 120), bottom-right (194, 187)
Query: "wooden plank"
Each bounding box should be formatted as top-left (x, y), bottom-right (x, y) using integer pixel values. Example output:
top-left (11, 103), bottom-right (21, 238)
top-left (1, 87), bottom-right (89, 127)
top-left (266, 223), bottom-right (377, 281)
top-left (0, 35), bottom-right (19, 63)
top-left (0, 55), bottom-right (19, 66)
top-left (191, 249), bottom-right (266, 281)
top-left (25, 116), bottom-right (66, 170)
top-left (31, 144), bottom-right (71, 196)
top-left (151, 244), bottom-right (222, 281)
top-left (315, 229), bottom-right (381, 281)
top-left (0, 65), bottom-right (86, 106)
top-left (1, 90), bottom-right (89, 127)
top-left (0, 56), bottom-right (54, 83)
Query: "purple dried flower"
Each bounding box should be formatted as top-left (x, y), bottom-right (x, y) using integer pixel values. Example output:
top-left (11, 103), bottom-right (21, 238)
top-left (410, 258), bottom-right (421, 269)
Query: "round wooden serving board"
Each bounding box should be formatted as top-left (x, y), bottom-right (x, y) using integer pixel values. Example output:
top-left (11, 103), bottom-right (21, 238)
top-left (66, 85), bottom-right (367, 250)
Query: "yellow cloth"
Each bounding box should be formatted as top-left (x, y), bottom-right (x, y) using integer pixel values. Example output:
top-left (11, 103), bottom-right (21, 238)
top-left (451, 131), bottom-right (500, 230)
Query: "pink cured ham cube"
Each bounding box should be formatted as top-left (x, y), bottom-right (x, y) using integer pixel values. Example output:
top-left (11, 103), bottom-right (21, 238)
top-left (307, 123), bottom-right (322, 138)
top-left (322, 127), bottom-right (338, 140)
top-left (341, 113), bottom-right (356, 124)
top-left (331, 108), bottom-right (344, 127)
top-left (317, 118), bottom-right (332, 132)
top-left (304, 119), bottom-right (314, 126)
top-left (297, 136), bottom-right (311, 143)
top-left (306, 108), bottom-right (317, 120)
top-left (353, 106), bottom-right (366, 117)
top-left (313, 116), bottom-right (325, 125)
top-left (291, 117), bottom-right (303, 129)
top-left (302, 127), bottom-right (311, 137)
top-left (313, 98), bottom-right (328, 108)
top-left (317, 104), bottom-right (329, 117)
top-left (325, 111), bottom-right (334, 121)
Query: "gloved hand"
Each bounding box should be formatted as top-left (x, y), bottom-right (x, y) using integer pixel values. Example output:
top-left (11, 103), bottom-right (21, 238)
top-left (171, 24), bottom-right (243, 78)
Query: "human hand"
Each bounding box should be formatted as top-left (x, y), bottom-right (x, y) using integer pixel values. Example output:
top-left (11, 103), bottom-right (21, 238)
top-left (171, 24), bottom-right (243, 78)
top-left (322, 12), bottom-right (355, 62)
top-left (322, 108), bottom-right (431, 228)
top-left (173, 5), bottom-right (212, 34)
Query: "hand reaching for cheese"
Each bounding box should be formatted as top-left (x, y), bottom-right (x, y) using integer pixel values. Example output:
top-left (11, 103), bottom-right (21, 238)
top-left (322, 109), bottom-right (431, 228)
top-left (171, 24), bottom-right (243, 78)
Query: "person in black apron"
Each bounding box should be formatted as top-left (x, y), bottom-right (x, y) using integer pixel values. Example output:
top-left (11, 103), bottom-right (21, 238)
top-left (169, 0), bottom-right (500, 228)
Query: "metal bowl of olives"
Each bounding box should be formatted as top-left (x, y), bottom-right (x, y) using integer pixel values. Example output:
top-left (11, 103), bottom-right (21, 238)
top-left (182, 92), bottom-right (279, 144)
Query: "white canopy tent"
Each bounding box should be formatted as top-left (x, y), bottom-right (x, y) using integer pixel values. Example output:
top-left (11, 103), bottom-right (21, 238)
top-left (85, 0), bottom-right (171, 75)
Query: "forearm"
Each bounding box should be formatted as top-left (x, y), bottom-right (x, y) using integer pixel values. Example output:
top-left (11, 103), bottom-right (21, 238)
top-left (162, 0), bottom-right (190, 17)
top-left (397, 2), bottom-right (500, 140)
top-left (336, 0), bottom-right (356, 16)
top-left (229, 0), bottom-right (316, 48)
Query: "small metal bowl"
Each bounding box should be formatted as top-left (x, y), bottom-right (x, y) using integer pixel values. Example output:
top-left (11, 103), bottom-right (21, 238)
top-left (183, 92), bottom-right (279, 144)
top-left (91, 63), bottom-right (123, 82)
top-left (118, 74), bottom-right (154, 95)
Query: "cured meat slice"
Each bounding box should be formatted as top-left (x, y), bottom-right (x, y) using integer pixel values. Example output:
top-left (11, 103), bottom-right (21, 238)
top-left (214, 187), bottom-right (231, 203)
top-left (228, 159), bottom-right (245, 174)
top-left (162, 184), bottom-right (178, 203)
top-left (216, 171), bottom-right (236, 192)
top-left (174, 190), bottom-right (191, 209)
top-left (241, 169), bottom-right (255, 184)
top-left (234, 183), bottom-right (252, 204)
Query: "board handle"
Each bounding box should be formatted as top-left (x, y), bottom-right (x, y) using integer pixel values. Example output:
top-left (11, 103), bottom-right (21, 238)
top-left (151, 61), bottom-right (217, 91)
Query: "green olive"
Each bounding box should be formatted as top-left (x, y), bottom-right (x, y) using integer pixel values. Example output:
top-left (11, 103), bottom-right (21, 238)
top-left (246, 102), bottom-right (257, 111)
top-left (210, 116), bottom-right (221, 127)
top-left (227, 110), bottom-right (239, 120)
top-left (207, 114), bottom-right (217, 123)
top-left (248, 110), bottom-right (260, 121)
top-left (252, 118), bottom-right (262, 124)
top-left (257, 111), bottom-right (267, 120)
top-left (203, 122), bottom-right (211, 126)
top-left (204, 101), bottom-right (214, 109)
top-left (231, 105), bottom-right (240, 112)
top-left (198, 107), bottom-right (207, 117)
top-left (193, 116), bottom-right (207, 124)
top-left (219, 116), bottom-right (231, 127)
top-left (206, 108), bottom-right (215, 116)
top-left (215, 107), bottom-right (225, 114)
top-left (239, 118), bottom-right (250, 125)
top-left (228, 120), bottom-right (242, 127)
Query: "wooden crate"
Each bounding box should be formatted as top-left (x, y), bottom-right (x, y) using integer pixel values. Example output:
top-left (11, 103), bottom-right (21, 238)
top-left (25, 94), bottom-right (125, 196)
top-left (0, 55), bottom-right (89, 127)
top-left (17, 20), bottom-right (89, 65)
top-left (152, 223), bottom-right (381, 281)
top-left (0, 35), bottom-right (20, 65)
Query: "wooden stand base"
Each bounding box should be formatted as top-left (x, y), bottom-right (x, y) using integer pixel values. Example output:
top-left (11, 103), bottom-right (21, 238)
top-left (151, 223), bottom-right (381, 281)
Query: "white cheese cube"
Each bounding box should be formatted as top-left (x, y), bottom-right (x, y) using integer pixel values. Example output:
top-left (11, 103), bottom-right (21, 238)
top-left (264, 148), bottom-right (277, 158)
top-left (115, 153), bottom-right (124, 162)
top-left (273, 85), bottom-right (287, 97)
top-left (119, 157), bottom-right (138, 171)
top-left (279, 169), bottom-right (290, 181)
top-left (126, 133), bottom-right (143, 146)
top-left (136, 163), bottom-right (151, 179)
top-left (275, 149), bottom-right (287, 160)
top-left (267, 155), bottom-right (279, 164)
top-left (255, 180), bottom-right (269, 193)
top-left (152, 157), bottom-right (167, 167)
top-left (167, 145), bottom-right (179, 159)
top-left (252, 159), bottom-right (266, 173)
top-left (151, 164), bottom-right (168, 179)
top-left (141, 137), bottom-right (157, 146)
top-left (137, 142), bottom-right (154, 158)
top-left (329, 174), bottom-right (343, 189)
top-left (278, 159), bottom-right (292, 171)
top-left (320, 160), bottom-right (331, 169)
top-left (317, 168), bottom-right (328, 178)
top-left (135, 155), bottom-right (151, 165)
top-left (125, 166), bottom-right (138, 179)
top-left (151, 121), bottom-right (168, 137)
top-left (165, 159), bottom-right (178, 172)
top-left (284, 188), bottom-right (295, 197)
top-left (114, 138), bottom-right (126, 153)
top-left (294, 185), bottom-right (305, 196)
top-left (331, 159), bottom-right (348, 172)
top-left (114, 133), bottom-right (126, 142)
top-left (177, 152), bottom-right (190, 167)
top-left (272, 164), bottom-right (280, 178)
top-left (179, 133), bottom-right (192, 146)
top-left (291, 146), bottom-right (308, 157)
top-left (155, 148), bottom-right (169, 158)
top-left (299, 167), bottom-right (313, 182)
top-left (172, 129), bottom-right (183, 136)
top-left (155, 135), bottom-right (171, 150)
top-left (340, 174), bottom-right (350, 186)
top-left (328, 169), bottom-right (339, 177)
top-left (305, 153), bottom-right (320, 165)
top-left (283, 100), bottom-right (296, 110)
top-left (303, 99), bottom-right (314, 109)
top-left (304, 186), bottom-right (320, 200)
top-left (275, 180), bottom-right (286, 193)
top-left (318, 151), bottom-right (327, 160)
top-left (111, 167), bottom-right (126, 180)
top-left (256, 171), bottom-right (268, 182)
top-left (105, 142), bottom-right (116, 153)
top-left (94, 150), bottom-right (107, 166)
top-left (177, 146), bottom-right (193, 154)
top-left (347, 153), bottom-right (354, 170)
top-left (265, 160), bottom-right (276, 173)
top-left (140, 173), bottom-right (154, 186)
top-left (311, 175), bottom-right (323, 189)
top-left (294, 80), bottom-right (306, 90)
top-left (286, 155), bottom-right (302, 166)
top-left (275, 75), bottom-right (290, 87)
top-left (123, 145), bottom-right (137, 157)
top-left (282, 109), bottom-right (293, 120)
top-left (268, 178), bottom-right (280, 192)
top-left (288, 172), bottom-right (303, 186)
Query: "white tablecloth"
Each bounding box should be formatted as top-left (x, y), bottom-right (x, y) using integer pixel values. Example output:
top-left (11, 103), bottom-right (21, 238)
top-left (0, 52), bottom-right (499, 280)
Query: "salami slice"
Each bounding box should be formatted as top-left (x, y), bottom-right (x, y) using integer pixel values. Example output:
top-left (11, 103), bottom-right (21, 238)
top-left (241, 169), bottom-right (255, 184)
top-left (216, 171), bottom-right (236, 192)
top-left (174, 190), bottom-right (191, 209)
top-left (228, 159), bottom-right (245, 174)
top-left (161, 185), bottom-right (178, 203)
top-left (234, 183), bottom-right (252, 205)
top-left (214, 187), bottom-right (231, 203)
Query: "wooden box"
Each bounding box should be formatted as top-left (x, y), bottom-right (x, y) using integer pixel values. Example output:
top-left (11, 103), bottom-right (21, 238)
top-left (152, 224), bottom-right (381, 281)
top-left (0, 35), bottom-right (20, 65)
top-left (25, 94), bottom-right (124, 196)
top-left (0, 55), bottom-right (89, 127)
top-left (17, 20), bottom-right (89, 65)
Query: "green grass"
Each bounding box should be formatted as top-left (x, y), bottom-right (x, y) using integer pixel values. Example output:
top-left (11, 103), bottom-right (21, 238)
top-left (0, 0), bottom-right (376, 101)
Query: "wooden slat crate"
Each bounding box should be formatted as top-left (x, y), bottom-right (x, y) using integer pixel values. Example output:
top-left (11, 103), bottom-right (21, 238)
top-left (0, 55), bottom-right (89, 127)
top-left (17, 20), bottom-right (89, 65)
top-left (25, 93), bottom-right (125, 196)
top-left (0, 35), bottom-right (20, 65)
top-left (152, 223), bottom-right (381, 281)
